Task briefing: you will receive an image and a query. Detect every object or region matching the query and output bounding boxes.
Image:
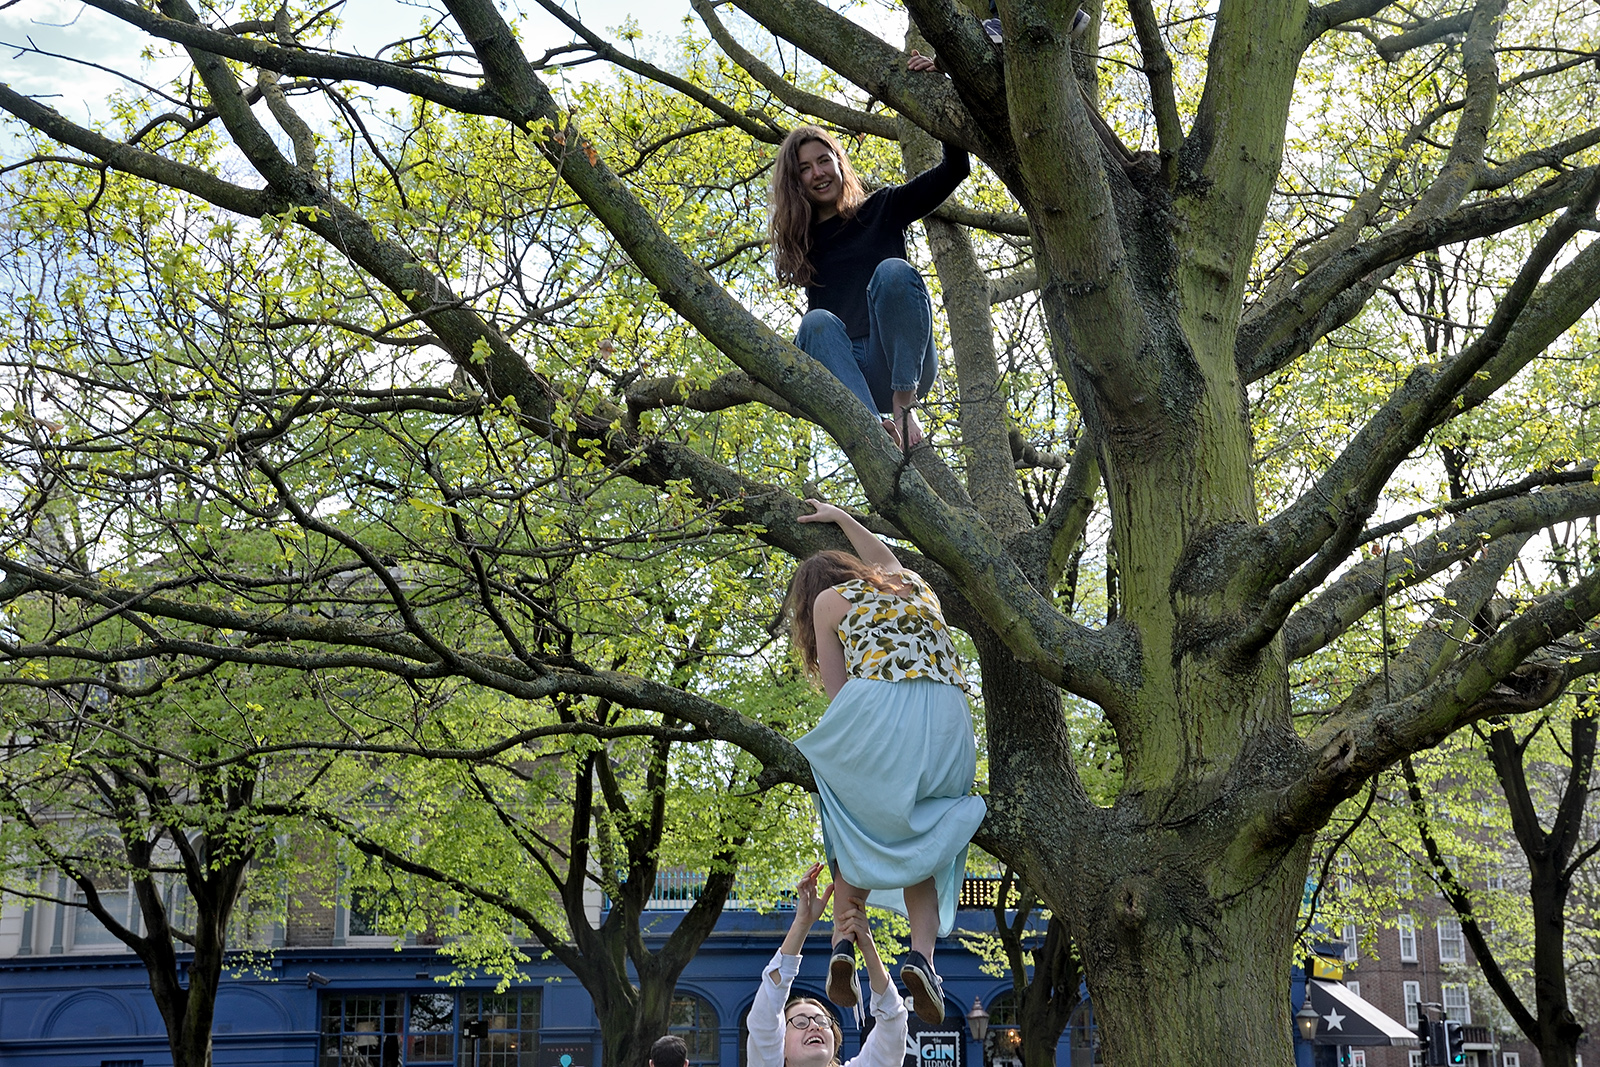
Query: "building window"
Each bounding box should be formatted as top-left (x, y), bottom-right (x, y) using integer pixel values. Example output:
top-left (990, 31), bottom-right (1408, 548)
top-left (1403, 981), bottom-right (1421, 1028)
top-left (1342, 923), bottom-right (1359, 962)
top-left (1351, 1051), bottom-right (1366, 1067)
top-left (1438, 918), bottom-right (1466, 964)
top-left (322, 994), bottom-right (403, 1067)
top-left (407, 993), bottom-right (456, 1064)
top-left (72, 867), bottom-right (135, 951)
top-left (1442, 983), bottom-right (1471, 1024)
top-left (1410, 1054), bottom-right (1423, 1067)
top-left (1398, 915), bottom-right (1418, 962)
top-left (1503, 1055), bottom-right (1520, 1067)
top-left (459, 992), bottom-right (540, 1067)
top-left (322, 992), bottom-right (540, 1067)
top-left (1346, 981), bottom-right (1360, 998)
top-left (669, 994), bottom-right (719, 1067)
top-left (1335, 857), bottom-right (1353, 894)
top-left (1396, 862), bottom-right (1413, 896)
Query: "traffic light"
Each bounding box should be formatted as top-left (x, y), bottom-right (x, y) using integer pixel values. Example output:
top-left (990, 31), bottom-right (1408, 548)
top-left (1415, 1018), bottom-right (1433, 1064)
top-left (1443, 1021), bottom-right (1465, 1064)
top-left (1425, 1021), bottom-right (1448, 1066)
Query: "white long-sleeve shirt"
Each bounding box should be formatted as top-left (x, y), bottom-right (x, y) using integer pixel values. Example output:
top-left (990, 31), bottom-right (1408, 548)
top-left (745, 950), bottom-right (909, 1067)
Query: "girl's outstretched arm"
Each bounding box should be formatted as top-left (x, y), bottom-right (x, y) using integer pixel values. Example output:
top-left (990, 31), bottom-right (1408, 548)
top-left (798, 499), bottom-right (902, 574)
top-left (779, 861), bottom-right (834, 957)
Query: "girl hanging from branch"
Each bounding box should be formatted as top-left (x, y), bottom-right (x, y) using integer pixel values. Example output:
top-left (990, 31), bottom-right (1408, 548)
top-left (783, 500), bottom-right (987, 1025)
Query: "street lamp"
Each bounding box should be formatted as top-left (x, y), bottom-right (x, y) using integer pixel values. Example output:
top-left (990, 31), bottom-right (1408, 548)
top-left (1295, 991), bottom-right (1321, 1043)
top-left (966, 998), bottom-right (990, 1043)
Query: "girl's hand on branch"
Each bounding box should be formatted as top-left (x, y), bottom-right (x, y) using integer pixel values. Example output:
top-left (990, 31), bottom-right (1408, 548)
top-left (799, 499), bottom-right (850, 527)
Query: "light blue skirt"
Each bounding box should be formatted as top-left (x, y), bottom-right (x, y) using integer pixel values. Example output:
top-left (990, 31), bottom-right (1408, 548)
top-left (795, 677), bottom-right (986, 937)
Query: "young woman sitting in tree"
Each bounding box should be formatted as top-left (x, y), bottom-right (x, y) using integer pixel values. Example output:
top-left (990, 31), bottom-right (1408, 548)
top-left (768, 69), bottom-right (968, 449)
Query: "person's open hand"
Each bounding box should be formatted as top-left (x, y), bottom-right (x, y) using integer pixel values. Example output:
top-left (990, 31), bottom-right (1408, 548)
top-left (798, 499), bottom-right (850, 526)
top-left (907, 49), bottom-right (941, 73)
top-left (794, 862), bottom-right (835, 928)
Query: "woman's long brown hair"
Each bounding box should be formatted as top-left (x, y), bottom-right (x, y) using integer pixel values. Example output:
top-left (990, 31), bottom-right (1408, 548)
top-left (784, 550), bottom-right (908, 678)
top-left (769, 126), bottom-right (866, 288)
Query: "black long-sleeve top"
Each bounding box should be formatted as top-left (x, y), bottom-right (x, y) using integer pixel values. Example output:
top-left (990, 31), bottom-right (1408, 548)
top-left (804, 144), bottom-right (970, 338)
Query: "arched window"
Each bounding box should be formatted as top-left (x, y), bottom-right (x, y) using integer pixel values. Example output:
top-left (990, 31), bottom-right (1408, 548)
top-left (1066, 997), bottom-right (1101, 1067)
top-left (670, 993), bottom-right (720, 1067)
top-left (982, 992), bottom-right (1022, 1067)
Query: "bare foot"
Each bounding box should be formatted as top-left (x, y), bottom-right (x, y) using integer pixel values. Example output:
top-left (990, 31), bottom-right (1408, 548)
top-left (882, 416), bottom-right (903, 448)
top-left (891, 390), bottom-right (925, 447)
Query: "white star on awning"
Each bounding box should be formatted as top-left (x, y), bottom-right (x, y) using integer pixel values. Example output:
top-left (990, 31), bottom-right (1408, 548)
top-left (1323, 1009), bottom-right (1346, 1031)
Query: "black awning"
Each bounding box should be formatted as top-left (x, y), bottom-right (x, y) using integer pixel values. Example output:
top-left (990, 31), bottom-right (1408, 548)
top-left (1306, 980), bottom-right (1421, 1047)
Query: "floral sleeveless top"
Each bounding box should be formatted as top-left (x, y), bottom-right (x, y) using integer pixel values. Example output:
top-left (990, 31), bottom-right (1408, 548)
top-left (833, 570), bottom-right (968, 690)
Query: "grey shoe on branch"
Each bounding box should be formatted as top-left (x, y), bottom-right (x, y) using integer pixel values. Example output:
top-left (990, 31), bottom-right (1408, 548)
top-left (982, 7), bottom-right (1089, 44)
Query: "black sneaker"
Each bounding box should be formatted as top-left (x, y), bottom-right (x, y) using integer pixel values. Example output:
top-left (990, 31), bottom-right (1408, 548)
top-left (900, 950), bottom-right (944, 1025)
top-left (826, 941), bottom-right (859, 1009)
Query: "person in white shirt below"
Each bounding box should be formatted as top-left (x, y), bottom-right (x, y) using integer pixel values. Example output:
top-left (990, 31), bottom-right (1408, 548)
top-left (746, 863), bottom-right (907, 1067)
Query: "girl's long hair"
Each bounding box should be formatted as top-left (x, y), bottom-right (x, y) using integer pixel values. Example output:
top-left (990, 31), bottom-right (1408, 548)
top-left (784, 996), bottom-right (844, 1063)
top-left (783, 550), bottom-right (908, 678)
top-left (769, 126), bottom-right (866, 288)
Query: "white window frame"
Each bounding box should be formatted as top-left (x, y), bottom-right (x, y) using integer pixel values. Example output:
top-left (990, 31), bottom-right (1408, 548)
top-left (1396, 861), bottom-right (1413, 895)
top-left (1351, 1051), bottom-right (1366, 1067)
top-left (1442, 982), bottom-right (1471, 1024)
top-left (1438, 917), bottom-right (1466, 963)
top-left (1403, 981), bottom-right (1422, 1028)
top-left (70, 872), bottom-right (137, 952)
top-left (1410, 1053), bottom-right (1424, 1067)
top-left (1503, 1054), bottom-right (1521, 1067)
top-left (1347, 981), bottom-right (1360, 998)
top-left (1399, 914), bottom-right (1418, 962)
top-left (1342, 922), bottom-right (1359, 962)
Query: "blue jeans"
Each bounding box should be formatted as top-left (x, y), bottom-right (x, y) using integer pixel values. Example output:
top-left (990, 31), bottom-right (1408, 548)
top-left (794, 259), bottom-right (938, 417)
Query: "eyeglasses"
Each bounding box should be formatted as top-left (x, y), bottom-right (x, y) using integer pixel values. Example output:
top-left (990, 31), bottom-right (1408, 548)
top-left (786, 1013), bottom-right (831, 1031)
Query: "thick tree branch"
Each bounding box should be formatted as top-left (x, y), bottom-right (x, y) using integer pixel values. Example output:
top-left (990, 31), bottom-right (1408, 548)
top-left (1282, 477), bottom-right (1600, 662)
top-left (1238, 163), bottom-right (1595, 385)
top-left (729, 0), bottom-right (988, 155)
top-left (0, 559), bottom-right (815, 787)
top-left (1238, 167), bottom-right (1600, 644)
top-left (689, 0), bottom-right (899, 141)
top-left (70, 0), bottom-right (519, 119)
top-left (1376, 10), bottom-right (1474, 62)
top-left (1258, 566), bottom-right (1600, 847)
top-left (1304, 0), bottom-right (1400, 38)
top-left (1126, 0), bottom-right (1182, 163)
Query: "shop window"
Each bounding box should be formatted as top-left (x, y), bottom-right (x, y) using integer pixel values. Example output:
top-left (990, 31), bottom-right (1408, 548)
top-left (407, 993), bottom-right (456, 1064)
top-left (459, 992), bottom-right (541, 1067)
top-left (322, 994), bottom-right (403, 1067)
top-left (322, 992), bottom-right (542, 1067)
top-left (669, 993), bottom-right (719, 1067)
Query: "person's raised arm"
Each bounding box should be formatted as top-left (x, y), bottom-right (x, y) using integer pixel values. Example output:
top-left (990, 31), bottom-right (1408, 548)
top-left (834, 903), bottom-right (906, 1067)
top-left (780, 861), bottom-right (834, 956)
top-left (882, 141), bottom-right (970, 228)
top-left (798, 499), bottom-right (902, 574)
